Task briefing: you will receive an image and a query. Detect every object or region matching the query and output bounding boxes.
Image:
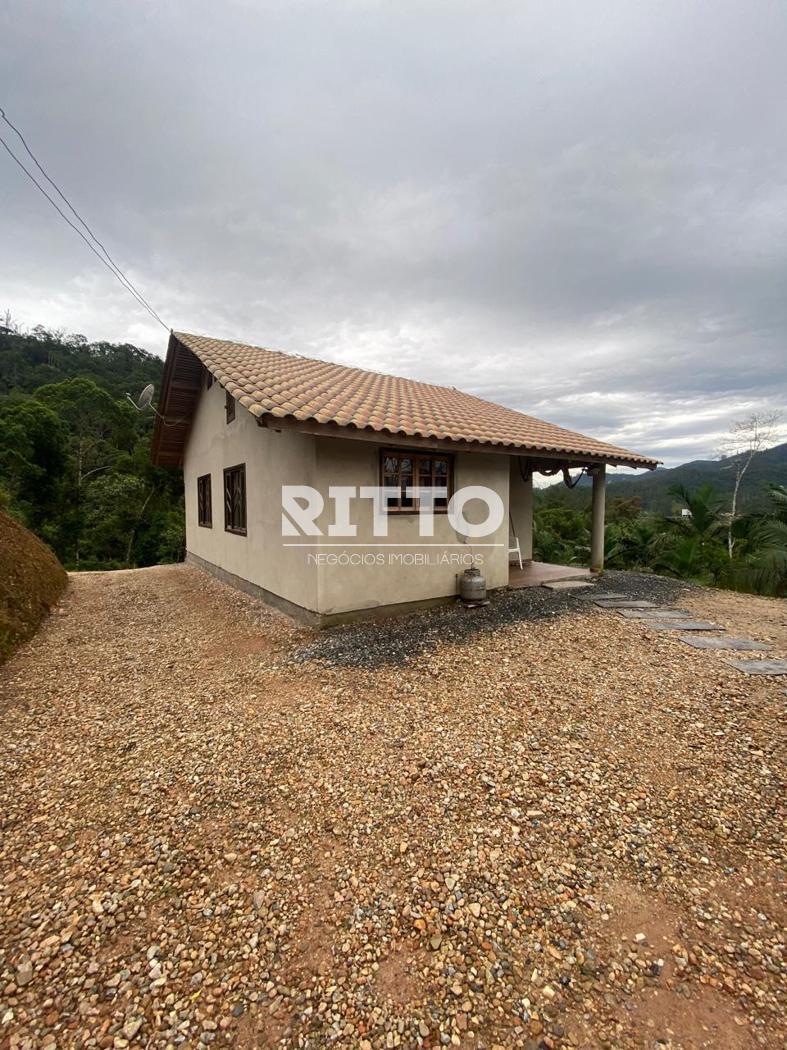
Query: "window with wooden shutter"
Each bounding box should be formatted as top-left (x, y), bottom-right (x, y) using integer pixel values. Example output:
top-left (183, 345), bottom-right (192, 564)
top-left (197, 474), bottom-right (212, 527)
top-left (380, 449), bottom-right (453, 512)
top-left (223, 464), bottom-right (247, 535)
top-left (225, 390), bottom-right (236, 423)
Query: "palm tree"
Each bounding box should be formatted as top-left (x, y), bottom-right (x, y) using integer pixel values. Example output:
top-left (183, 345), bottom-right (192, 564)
top-left (720, 485), bottom-right (787, 597)
top-left (606, 518), bottom-right (661, 569)
top-left (667, 483), bottom-right (725, 540)
top-left (652, 535), bottom-right (708, 581)
top-left (652, 483), bottom-right (727, 584)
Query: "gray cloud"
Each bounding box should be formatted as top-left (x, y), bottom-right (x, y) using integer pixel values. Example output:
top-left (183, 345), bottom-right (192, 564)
top-left (2, 0), bottom-right (786, 467)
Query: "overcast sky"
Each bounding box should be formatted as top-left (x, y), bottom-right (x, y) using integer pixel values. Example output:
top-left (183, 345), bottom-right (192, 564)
top-left (2, 0), bottom-right (786, 468)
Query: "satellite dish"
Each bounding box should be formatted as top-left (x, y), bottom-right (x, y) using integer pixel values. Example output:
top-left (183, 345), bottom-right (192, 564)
top-left (126, 384), bottom-right (155, 411)
top-left (124, 383), bottom-right (187, 428)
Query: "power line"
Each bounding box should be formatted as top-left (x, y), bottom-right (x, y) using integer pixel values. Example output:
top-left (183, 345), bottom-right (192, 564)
top-left (0, 133), bottom-right (161, 323)
top-left (0, 108), bottom-right (169, 331)
top-left (1, 106), bottom-right (168, 329)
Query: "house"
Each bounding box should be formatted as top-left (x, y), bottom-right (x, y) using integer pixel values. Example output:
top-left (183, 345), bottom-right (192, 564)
top-left (151, 332), bottom-right (658, 625)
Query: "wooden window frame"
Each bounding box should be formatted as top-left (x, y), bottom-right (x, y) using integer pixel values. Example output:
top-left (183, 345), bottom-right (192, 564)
top-left (225, 389), bottom-right (236, 423)
top-left (223, 463), bottom-right (247, 535)
top-left (380, 448), bottom-right (453, 514)
top-left (197, 473), bottom-right (212, 528)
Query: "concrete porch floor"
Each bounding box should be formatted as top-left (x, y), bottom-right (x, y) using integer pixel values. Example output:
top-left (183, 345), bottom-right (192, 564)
top-left (508, 560), bottom-right (594, 588)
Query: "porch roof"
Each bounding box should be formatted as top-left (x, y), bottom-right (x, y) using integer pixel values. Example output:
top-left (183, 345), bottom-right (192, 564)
top-left (152, 331), bottom-right (659, 469)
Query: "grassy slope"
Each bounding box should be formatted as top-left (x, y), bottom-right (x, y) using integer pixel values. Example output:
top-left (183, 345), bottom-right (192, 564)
top-left (0, 508), bottom-right (67, 663)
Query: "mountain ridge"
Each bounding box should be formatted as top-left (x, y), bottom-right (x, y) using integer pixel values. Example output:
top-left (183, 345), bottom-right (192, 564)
top-left (542, 441), bottom-right (787, 514)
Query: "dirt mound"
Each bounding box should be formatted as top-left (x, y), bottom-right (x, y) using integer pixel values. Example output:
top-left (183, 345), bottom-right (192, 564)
top-left (0, 509), bottom-right (66, 663)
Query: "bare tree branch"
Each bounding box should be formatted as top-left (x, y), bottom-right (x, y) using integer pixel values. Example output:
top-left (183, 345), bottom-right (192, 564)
top-left (718, 411), bottom-right (781, 557)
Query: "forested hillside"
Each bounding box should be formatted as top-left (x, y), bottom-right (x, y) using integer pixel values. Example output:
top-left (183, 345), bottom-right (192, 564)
top-left (0, 326), bottom-right (183, 570)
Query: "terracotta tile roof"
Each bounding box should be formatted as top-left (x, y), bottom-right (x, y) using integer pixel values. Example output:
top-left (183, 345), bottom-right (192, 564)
top-left (172, 331), bottom-right (658, 468)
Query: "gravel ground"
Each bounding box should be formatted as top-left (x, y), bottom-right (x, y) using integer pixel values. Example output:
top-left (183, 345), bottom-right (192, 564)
top-left (0, 564), bottom-right (784, 1050)
top-left (293, 572), bottom-right (691, 670)
top-left (679, 588), bottom-right (787, 652)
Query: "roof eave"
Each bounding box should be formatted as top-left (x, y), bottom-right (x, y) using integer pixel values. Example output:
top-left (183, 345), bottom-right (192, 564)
top-left (256, 413), bottom-right (659, 469)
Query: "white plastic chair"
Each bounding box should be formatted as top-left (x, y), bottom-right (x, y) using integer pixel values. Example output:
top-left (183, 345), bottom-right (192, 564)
top-left (509, 535), bottom-right (523, 570)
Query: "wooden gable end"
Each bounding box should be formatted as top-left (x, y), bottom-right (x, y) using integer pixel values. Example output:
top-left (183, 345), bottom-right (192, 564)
top-left (151, 335), bottom-right (204, 467)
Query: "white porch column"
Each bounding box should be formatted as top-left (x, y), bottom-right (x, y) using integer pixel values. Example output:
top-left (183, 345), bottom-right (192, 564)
top-left (590, 464), bottom-right (606, 572)
top-left (509, 458), bottom-right (533, 563)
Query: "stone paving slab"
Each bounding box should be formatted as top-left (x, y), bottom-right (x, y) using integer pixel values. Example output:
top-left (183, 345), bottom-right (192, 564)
top-left (681, 636), bottom-right (770, 651)
top-left (593, 599), bottom-right (658, 609)
top-left (724, 659), bottom-right (787, 676)
top-left (542, 580), bottom-right (597, 591)
top-left (647, 620), bottom-right (721, 631)
top-left (578, 592), bottom-right (623, 601)
top-left (618, 608), bottom-right (692, 620)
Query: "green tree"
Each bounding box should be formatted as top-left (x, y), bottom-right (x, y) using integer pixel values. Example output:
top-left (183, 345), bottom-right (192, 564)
top-left (652, 535), bottom-right (710, 582)
top-left (0, 327), bottom-right (183, 571)
top-left (667, 483), bottom-right (725, 540)
top-left (35, 377), bottom-right (132, 474)
top-left (34, 378), bottom-right (135, 564)
top-left (656, 483), bottom-right (727, 583)
top-left (605, 517), bottom-right (661, 569)
top-left (0, 397), bottom-right (67, 536)
top-left (720, 485), bottom-right (787, 597)
top-left (81, 474), bottom-right (148, 566)
top-left (533, 505), bottom-right (590, 564)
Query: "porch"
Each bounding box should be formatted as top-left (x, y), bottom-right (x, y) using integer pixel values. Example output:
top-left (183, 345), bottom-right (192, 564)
top-left (508, 456), bottom-right (608, 581)
top-left (508, 561), bottom-right (593, 589)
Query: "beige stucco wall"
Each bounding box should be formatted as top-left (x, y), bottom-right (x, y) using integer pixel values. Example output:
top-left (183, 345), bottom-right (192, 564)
top-left (183, 380), bottom-right (318, 613)
top-left (311, 438), bottom-right (510, 616)
top-left (184, 385), bottom-right (511, 618)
